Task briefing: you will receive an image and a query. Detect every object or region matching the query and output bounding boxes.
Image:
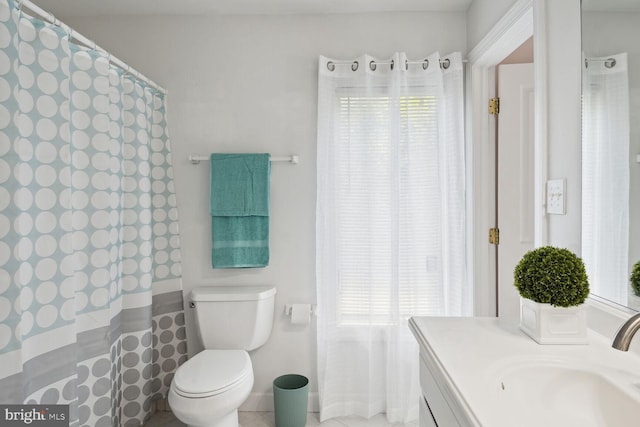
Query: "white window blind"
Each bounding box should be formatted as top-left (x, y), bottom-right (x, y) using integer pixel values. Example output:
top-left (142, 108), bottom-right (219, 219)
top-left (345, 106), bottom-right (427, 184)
top-left (334, 92), bottom-right (444, 325)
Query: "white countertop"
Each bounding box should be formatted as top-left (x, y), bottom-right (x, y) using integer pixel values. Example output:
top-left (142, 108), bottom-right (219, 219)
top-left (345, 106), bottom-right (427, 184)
top-left (409, 317), bottom-right (640, 427)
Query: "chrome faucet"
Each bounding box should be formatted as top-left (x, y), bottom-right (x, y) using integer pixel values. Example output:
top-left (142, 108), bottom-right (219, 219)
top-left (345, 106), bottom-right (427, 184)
top-left (612, 312), bottom-right (640, 351)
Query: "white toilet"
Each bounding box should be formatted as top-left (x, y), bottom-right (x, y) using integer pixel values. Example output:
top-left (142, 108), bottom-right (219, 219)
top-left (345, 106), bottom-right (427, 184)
top-left (168, 285), bottom-right (276, 427)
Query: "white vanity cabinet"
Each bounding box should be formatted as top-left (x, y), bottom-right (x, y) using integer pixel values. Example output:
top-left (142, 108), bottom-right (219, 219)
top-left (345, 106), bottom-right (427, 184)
top-left (420, 352), bottom-right (462, 427)
top-left (412, 320), bottom-right (471, 427)
top-left (418, 353), bottom-right (461, 426)
top-left (418, 394), bottom-right (438, 427)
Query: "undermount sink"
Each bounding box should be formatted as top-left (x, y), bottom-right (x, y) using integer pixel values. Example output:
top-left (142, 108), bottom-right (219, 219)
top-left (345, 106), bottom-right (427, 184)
top-left (492, 359), bottom-right (640, 426)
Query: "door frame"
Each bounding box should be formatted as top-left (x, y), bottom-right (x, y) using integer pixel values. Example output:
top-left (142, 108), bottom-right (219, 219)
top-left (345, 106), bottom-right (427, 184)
top-left (467, 0), bottom-right (548, 316)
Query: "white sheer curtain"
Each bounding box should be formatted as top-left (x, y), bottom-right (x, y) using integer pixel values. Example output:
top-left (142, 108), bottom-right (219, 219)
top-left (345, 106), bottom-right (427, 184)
top-left (582, 53), bottom-right (630, 304)
top-left (315, 52), bottom-right (469, 423)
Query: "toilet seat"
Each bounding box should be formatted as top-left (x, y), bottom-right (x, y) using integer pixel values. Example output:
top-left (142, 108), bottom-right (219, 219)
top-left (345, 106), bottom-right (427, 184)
top-left (172, 350), bottom-right (251, 398)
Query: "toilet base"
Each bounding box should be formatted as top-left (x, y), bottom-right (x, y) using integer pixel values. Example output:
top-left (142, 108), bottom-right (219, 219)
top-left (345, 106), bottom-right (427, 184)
top-left (186, 410), bottom-right (238, 427)
top-left (168, 350), bottom-right (254, 427)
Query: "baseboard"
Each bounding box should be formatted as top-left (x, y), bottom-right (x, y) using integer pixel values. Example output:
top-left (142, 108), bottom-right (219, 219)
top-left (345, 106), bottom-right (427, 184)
top-left (157, 393), bottom-right (320, 414)
top-left (239, 392), bottom-right (320, 413)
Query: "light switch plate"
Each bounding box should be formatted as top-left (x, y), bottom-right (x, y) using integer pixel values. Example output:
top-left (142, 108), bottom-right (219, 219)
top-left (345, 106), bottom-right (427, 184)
top-left (546, 179), bottom-right (565, 215)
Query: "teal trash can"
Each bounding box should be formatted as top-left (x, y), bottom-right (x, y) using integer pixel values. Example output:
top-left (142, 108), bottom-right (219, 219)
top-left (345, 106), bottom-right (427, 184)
top-left (273, 374), bottom-right (309, 427)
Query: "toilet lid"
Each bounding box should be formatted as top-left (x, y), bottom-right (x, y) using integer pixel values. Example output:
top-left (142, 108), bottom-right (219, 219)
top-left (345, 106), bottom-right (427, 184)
top-left (173, 350), bottom-right (251, 398)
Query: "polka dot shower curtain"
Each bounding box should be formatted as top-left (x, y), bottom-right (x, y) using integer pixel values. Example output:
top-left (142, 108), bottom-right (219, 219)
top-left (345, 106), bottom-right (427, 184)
top-left (0, 1), bottom-right (187, 426)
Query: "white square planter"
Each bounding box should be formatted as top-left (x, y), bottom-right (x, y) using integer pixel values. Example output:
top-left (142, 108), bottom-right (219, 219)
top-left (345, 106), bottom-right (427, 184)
top-left (519, 298), bottom-right (588, 345)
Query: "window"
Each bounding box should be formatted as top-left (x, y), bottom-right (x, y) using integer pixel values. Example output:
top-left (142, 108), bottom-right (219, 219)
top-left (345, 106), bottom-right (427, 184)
top-left (333, 91), bottom-right (445, 325)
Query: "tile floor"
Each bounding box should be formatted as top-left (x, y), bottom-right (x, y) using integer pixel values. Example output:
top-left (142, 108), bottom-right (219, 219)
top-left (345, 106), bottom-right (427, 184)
top-left (146, 411), bottom-right (419, 427)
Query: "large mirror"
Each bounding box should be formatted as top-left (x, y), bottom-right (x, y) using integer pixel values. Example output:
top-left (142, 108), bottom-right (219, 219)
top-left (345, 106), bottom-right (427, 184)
top-left (581, 0), bottom-right (640, 310)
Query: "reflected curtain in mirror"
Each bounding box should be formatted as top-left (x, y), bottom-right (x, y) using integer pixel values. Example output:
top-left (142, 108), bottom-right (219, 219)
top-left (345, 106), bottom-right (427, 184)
top-left (581, 52), bottom-right (630, 304)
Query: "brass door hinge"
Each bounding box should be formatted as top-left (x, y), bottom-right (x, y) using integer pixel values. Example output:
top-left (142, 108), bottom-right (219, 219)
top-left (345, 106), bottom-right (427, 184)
top-left (489, 227), bottom-right (500, 245)
top-left (489, 97), bottom-right (500, 115)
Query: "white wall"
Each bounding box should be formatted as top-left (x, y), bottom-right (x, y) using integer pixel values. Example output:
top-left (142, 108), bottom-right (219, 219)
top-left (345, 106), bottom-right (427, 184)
top-left (542, 0), bottom-right (582, 253)
top-left (61, 12), bottom-right (467, 406)
top-left (466, 0), bottom-right (519, 49)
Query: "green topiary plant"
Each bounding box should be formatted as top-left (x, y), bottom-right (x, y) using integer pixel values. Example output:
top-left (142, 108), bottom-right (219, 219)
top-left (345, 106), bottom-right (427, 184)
top-left (513, 246), bottom-right (589, 308)
top-left (631, 260), bottom-right (640, 297)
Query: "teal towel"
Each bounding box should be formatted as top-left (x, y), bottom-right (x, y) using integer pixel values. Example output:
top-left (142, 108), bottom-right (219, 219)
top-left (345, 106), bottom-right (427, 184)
top-left (210, 154), bottom-right (270, 216)
top-left (211, 217), bottom-right (269, 268)
top-left (210, 153), bottom-right (271, 268)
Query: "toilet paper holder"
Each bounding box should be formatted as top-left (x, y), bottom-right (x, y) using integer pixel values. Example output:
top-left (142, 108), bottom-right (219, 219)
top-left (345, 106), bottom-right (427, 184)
top-left (284, 304), bottom-right (316, 316)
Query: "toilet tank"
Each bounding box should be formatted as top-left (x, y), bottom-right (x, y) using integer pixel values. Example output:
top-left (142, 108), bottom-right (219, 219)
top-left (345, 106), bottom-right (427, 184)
top-left (190, 285), bottom-right (276, 351)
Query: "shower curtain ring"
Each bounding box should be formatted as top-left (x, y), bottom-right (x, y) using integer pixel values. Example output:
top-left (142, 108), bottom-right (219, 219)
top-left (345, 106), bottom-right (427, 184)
top-left (63, 24), bottom-right (72, 41)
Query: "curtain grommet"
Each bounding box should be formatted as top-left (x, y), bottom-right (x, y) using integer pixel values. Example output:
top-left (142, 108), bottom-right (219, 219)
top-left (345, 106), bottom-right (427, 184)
top-left (351, 61), bottom-right (359, 72)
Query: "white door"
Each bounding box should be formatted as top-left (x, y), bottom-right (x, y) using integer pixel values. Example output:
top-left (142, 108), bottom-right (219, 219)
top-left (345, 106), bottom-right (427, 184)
top-left (497, 63), bottom-right (535, 322)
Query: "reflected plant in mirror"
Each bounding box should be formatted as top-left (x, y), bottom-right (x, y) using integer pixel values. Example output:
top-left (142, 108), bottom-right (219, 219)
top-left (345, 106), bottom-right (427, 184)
top-left (581, 0), bottom-right (640, 310)
top-left (631, 260), bottom-right (640, 298)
